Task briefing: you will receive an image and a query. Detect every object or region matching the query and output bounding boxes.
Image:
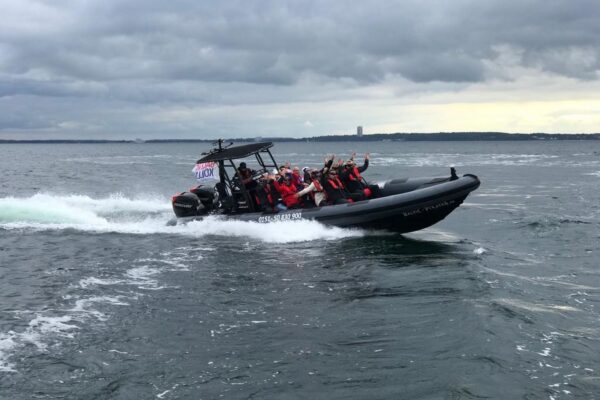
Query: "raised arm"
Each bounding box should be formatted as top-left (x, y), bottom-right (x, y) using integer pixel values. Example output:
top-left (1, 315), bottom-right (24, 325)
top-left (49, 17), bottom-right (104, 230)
top-left (322, 154), bottom-right (334, 174)
top-left (358, 153), bottom-right (370, 173)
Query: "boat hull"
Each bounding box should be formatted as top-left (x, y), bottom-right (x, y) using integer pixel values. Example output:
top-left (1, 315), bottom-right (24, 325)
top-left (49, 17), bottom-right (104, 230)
top-left (170, 174), bottom-right (480, 233)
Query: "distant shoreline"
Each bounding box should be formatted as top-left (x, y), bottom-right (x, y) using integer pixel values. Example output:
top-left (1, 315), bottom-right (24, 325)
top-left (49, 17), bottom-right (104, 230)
top-left (1, 132), bottom-right (600, 144)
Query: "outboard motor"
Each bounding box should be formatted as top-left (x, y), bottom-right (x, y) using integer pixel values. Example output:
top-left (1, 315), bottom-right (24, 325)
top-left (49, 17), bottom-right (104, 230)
top-left (189, 185), bottom-right (216, 210)
top-left (171, 185), bottom-right (216, 218)
top-left (171, 192), bottom-right (204, 218)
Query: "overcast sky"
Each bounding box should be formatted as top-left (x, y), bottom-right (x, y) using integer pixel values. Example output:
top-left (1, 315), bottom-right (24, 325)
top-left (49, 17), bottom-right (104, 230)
top-left (1, 0), bottom-right (600, 139)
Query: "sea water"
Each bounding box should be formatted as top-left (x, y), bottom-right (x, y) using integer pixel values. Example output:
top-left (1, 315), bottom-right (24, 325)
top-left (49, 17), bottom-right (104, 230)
top-left (1, 140), bottom-right (599, 399)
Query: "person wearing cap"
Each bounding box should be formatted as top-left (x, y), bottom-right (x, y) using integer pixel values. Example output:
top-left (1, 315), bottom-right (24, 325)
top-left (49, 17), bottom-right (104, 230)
top-left (255, 172), bottom-right (280, 212)
top-left (236, 162), bottom-right (256, 188)
top-left (235, 161), bottom-right (259, 209)
top-left (339, 152), bottom-right (377, 199)
top-left (318, 155), bottom-right (353, 205)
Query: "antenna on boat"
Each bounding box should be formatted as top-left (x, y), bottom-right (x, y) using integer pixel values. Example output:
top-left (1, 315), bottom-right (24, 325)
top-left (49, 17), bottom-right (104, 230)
top-left (212, 139), bottom-right (233, 151)
top-left (201, 139), bottom-right (233, 156)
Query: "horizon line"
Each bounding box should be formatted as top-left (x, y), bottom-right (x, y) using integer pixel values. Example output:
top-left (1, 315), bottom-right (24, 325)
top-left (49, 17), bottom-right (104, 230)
top-left (1, 131), bottom-right (600, 143)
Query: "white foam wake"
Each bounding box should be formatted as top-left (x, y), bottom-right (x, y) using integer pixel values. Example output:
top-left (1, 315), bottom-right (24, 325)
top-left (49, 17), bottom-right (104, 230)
top-left (0, 314), bottom-right (80, 372)
top-left (0, 193), bottom-right (364, 243)
top-left (0, 193), bottom-right (169, 225)
top-left (0, 333), bottom-right (18, 372)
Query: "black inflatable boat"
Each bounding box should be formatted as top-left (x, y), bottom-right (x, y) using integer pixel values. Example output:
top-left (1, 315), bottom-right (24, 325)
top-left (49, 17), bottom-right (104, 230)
top-left (169, 141), bottom-right (480, 233)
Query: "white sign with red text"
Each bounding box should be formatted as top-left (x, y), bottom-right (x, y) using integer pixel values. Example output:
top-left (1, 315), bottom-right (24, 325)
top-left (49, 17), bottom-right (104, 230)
top-left (192, 162), bottom-right (217, 182)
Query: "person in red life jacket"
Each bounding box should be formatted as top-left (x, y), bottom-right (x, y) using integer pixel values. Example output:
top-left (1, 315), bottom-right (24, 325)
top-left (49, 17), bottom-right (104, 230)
top-left (273, 172), bottom-right (303, 209)
top-left (268, 169), bottom-right (288, 211)
top-left (339, 153), bottom-right (379, 199)
top-left (339, 153), bottom-right (367, 193)
top-left (320, 166), bottom-right (352, 205)
top-left (296, 169), bottom-right (327, 207)
top-left (255, 173), bottom-right (278, 212)
top-left (291, 166), bottom-right (304, 189)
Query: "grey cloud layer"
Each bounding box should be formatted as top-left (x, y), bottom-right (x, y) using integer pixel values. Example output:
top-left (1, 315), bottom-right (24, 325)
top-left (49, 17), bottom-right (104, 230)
top-left (1, 0), bottom-right (599, 136)
top-left (3, 0), bottom-right (600, 88)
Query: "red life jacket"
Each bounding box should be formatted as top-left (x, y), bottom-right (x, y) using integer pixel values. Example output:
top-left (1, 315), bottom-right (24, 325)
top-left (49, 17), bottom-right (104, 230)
top-left (327, 176), bottom-right (344, 189)
top-left (254, 185), bottom-right (274, 207)
top-left (348, 166), bottom-right (363, 182)
top-left (308, 180), bottom-right (324, 202)
top-left (274, 181), bottom-right (300, 207)
top-left (264, 185), bottom-right (274, 205)
top-left (292, 172), bottom-right (303, 187)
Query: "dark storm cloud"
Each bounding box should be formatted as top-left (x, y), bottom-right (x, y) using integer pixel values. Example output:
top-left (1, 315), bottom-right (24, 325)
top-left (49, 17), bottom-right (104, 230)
top-left (3, 0), bottom-right (600, 91)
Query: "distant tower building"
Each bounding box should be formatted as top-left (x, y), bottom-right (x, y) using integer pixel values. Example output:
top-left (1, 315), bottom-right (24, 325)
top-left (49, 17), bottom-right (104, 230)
top-left (357, 126), bottom-right (363, 137)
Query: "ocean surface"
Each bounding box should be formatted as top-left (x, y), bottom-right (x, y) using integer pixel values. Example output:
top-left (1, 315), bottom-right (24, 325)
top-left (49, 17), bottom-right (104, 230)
top-left (1, 140), bottom-right (599, 399)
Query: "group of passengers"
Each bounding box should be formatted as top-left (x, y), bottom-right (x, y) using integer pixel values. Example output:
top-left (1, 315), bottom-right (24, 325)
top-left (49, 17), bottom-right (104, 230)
top-left (236, 153), bottom-right (379, 212)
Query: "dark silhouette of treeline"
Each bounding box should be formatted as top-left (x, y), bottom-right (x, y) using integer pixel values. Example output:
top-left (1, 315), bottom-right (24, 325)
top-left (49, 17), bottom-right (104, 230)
top-left (1, 132), bottom-right (599, 144)
top-left (0, 139), bottom-right (134, 144)
top-left (295, 132), bottom-right (600, 142)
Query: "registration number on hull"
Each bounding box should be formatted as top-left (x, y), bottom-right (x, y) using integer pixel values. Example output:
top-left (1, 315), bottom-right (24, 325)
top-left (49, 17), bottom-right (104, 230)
top-left (258, 212), bottom-right (303, 223)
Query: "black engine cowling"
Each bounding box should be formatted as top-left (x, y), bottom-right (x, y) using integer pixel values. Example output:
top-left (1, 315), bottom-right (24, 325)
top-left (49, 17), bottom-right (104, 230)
top-left (189, 186), bottom-right (215, 209)
top-left (171, 186), bottom-right (216, 218)
top-left (171, 192), bottom-right (204, 218)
